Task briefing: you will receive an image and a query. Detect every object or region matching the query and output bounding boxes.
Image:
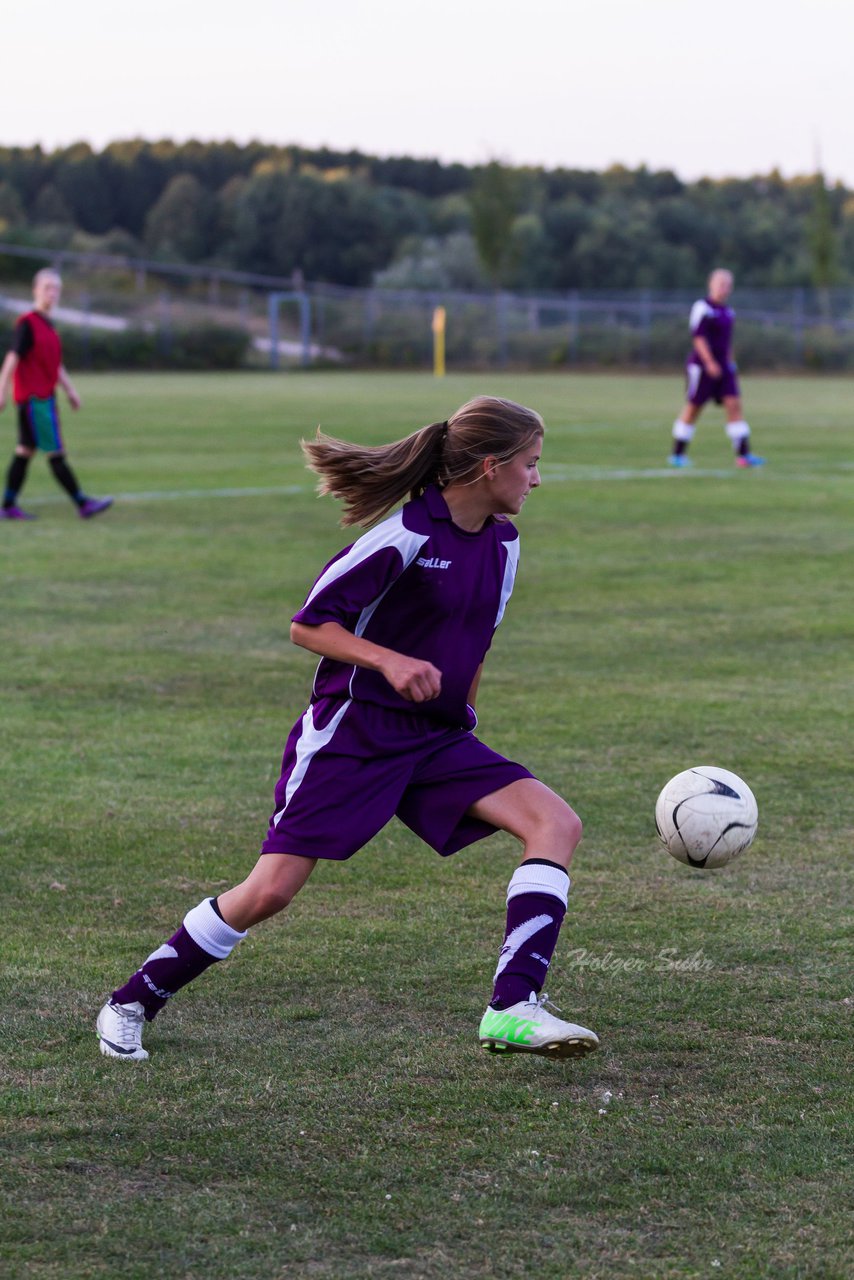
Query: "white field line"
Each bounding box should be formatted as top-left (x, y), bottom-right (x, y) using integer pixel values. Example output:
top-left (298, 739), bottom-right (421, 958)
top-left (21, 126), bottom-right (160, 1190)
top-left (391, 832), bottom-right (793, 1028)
top-left (26, 484), bottom-right (306, 506)
top-left (543, 465), bottom-right (735, 480)
top-left (20, 463), bottom-right (851, 507)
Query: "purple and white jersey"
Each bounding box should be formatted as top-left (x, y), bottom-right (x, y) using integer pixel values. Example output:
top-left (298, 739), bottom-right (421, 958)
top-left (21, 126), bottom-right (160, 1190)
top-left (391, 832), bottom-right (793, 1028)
top-left (292, 485), bottom-right (520, 728)
top-left (688, 297), bottom-right (734, 367)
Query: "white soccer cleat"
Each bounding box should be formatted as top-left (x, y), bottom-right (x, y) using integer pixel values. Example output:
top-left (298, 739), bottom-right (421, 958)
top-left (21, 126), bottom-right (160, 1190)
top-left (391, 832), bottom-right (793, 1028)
top-left (96, 1000), bottom-right (149, 1061)
top-left (479, 992), bottom-right (599, 1059)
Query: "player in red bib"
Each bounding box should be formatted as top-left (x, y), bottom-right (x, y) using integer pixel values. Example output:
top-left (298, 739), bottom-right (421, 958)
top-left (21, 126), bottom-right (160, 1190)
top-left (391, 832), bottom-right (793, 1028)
top-left (0, 268), bottom-right (113, 520)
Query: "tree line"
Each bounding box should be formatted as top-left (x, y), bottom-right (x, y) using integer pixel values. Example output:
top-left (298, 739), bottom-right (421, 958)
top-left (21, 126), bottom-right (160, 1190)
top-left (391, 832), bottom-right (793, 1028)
top-left (0, 139), bottom-right (850, 292)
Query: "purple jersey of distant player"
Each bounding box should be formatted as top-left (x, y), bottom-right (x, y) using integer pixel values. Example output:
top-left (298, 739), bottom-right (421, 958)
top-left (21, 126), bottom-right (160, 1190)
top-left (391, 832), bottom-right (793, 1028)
top-left (687, 297), bottom-right (734, 368)
top-left (685, 297), bottom-right (739, 405)
top-left (292, 484), bottom-right (519, 730)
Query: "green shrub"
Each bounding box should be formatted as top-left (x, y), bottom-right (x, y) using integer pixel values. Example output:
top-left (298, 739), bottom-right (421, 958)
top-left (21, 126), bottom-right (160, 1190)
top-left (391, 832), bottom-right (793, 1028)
top-left (58, 323), bottom-right (250, 370)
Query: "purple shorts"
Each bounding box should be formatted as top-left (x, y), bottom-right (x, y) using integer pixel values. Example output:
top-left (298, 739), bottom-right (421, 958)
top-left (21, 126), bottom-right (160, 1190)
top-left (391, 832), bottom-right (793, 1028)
top-left (686, 362), bottom-right (740, 407)
top-left (260, 696), bottom-right (534, 860)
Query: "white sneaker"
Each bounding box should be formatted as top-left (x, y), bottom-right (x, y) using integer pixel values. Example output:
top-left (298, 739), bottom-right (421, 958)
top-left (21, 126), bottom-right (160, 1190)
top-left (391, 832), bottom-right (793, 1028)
top-left (479, 992), bottom-right (599, 1059)
top-left (96, 1000), bottom-right (149, 1061)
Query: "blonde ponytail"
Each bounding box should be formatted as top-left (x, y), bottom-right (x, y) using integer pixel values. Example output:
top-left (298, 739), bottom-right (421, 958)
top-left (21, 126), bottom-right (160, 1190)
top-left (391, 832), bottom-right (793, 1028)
top-left (302, 396), bottom-right (544, 527)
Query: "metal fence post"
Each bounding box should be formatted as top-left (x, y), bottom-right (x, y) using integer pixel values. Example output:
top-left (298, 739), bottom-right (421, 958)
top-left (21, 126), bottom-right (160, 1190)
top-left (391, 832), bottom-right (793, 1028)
top-left (364, 289), bottom-right (377, 351)
top-left (268, 292), bottom-right (280, 370)
top-left (640, 289), bottom-right (651, 366)
top-left (299, 293), bottom-right (311, 367)
top-left (793, 288), bottom-right (804, 366)
top-left (158, 291), bottom-right (172, 359)
top-left (497, 292), bottom-right (508, 368)
top-left (567, 291), bottom-right (579, 365)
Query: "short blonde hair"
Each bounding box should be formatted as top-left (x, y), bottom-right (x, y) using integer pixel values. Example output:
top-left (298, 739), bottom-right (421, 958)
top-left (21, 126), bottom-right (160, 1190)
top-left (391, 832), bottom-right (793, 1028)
top-left (33, 267), bottom-right (62, 289)
top-left (708, 268), bottom-right (733, 290)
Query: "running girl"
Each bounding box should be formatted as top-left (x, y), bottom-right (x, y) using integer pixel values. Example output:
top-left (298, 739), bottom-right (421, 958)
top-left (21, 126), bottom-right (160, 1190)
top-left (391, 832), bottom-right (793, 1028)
top-left (97, 396), bottom-right (599, 1062)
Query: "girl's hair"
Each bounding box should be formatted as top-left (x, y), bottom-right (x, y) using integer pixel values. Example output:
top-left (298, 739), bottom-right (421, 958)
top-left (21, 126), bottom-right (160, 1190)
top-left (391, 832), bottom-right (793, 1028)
top-left (302, 395), bottom-right (544, 527)
top-left (33, 267), bottom-right (62, 288)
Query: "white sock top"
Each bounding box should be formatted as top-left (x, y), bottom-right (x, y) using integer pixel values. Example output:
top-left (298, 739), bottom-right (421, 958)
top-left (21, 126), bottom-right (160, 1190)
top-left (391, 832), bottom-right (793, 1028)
top-left (183, 897), bottom-right (247, 960)
top-left (506, 862), bottom-right (570, 908)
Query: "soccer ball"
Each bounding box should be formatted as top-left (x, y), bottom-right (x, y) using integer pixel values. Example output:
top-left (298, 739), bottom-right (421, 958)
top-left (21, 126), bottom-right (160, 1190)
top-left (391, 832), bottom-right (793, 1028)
top-left (655, 766), bottom-right (758, 868)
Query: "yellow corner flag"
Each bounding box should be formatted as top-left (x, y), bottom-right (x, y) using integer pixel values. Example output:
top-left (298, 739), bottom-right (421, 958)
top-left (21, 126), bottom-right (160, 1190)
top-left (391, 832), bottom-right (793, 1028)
top-left (432, 305), bottom-right (446, 378)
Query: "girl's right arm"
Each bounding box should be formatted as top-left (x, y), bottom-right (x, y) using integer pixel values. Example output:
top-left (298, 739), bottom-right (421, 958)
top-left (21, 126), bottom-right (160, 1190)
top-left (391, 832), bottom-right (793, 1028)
top-left (692, 334), bottom-right (721, 378)
top-left (290, 620), bottom-right (442, 704)
top-left (0, 351), bottom-right (18, 411)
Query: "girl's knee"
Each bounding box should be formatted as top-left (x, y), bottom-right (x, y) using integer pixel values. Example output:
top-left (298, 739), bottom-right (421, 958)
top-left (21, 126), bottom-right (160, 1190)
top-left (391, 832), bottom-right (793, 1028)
top-left (556, 801), bottom-right (583, 850)
top-left (532, 793), bottom-right (582, 852)
top-left (251, 885), bottom-right (295, 918)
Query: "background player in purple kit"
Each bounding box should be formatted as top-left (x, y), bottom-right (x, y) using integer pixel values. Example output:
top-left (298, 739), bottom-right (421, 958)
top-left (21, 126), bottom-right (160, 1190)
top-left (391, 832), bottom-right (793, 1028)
top-left (96, 395), bottom-right (600, 1063)
top-left (669, 268), bottom-right (764, 468)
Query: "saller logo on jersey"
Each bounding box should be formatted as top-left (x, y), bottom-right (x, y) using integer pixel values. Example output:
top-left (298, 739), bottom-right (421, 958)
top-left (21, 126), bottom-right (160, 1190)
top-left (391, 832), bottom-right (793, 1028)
top-left (417, 556), bottom-right (452, 569)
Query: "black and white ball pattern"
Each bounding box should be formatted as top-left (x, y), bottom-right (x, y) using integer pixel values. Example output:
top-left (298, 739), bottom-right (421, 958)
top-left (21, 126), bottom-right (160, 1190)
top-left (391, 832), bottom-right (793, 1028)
top-left (655, 766), bottom-right (758, 868)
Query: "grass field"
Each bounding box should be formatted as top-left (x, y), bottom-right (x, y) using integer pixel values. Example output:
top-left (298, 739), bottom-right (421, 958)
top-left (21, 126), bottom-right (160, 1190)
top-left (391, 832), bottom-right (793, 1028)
top-left (2, 371), bottom-right (852, 1279)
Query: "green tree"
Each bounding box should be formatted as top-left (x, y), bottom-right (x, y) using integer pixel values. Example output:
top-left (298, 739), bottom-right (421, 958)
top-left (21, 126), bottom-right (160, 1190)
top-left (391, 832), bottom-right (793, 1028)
top-left (837, 196), bottom-right (854, 284)
top-left (468, 162), bottom-right (523, 285)
top-left (232, 170), bottom-right (421, 284)
top-left (0, 180), bottom-right (25, 228)
top-left (32, 182), bottom-right (73, 226)
top-left (374, 231), bottom-right (485, 290)
top-left (809, 171), bottom-right (838, 289)
top-left (54, 143), bottom-right (117, 233)
top-left (144, 173), bottom-right (216, 261)
top-left (503, 213), bottom-right (553, 291)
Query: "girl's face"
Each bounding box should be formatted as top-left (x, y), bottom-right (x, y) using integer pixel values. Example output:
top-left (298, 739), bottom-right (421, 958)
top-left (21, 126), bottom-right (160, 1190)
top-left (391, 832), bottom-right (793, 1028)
top-left (708, 271), bottom-right (733, 304)
top-left (488, 438), bottom-right (542, 515)
top-left (34, 276), bottom-right (62, 312)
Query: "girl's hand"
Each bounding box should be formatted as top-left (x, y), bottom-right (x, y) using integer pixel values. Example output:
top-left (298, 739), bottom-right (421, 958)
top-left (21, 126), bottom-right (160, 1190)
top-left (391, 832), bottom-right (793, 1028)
top-left (380, 654), bottom-right (442, 702)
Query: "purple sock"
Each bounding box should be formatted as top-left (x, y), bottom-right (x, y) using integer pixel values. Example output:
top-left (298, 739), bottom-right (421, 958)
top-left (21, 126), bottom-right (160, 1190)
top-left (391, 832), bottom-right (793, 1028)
top-left (112, 898), bottom-right (247, 1021)
top-left (491, 861), bottom-right (569, 1010)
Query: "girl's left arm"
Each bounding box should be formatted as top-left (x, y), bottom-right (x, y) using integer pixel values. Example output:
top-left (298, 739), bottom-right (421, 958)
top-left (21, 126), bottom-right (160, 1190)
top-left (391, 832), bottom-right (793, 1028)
top-left (58, 365), bottom-right (81, 409)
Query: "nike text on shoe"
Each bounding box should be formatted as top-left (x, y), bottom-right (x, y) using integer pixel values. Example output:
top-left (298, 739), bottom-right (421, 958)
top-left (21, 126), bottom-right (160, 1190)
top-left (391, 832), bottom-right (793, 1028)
top-left (80, 497), bottom-right (114, 519)
top-left (96, 1000), bottom-right (149, 1060)
top-left (1, 505), bottom-right (37, 519)
top-left (479, 992), bottom-right (599, 1060)
top-left (736, 454), bottom-right (765, 468)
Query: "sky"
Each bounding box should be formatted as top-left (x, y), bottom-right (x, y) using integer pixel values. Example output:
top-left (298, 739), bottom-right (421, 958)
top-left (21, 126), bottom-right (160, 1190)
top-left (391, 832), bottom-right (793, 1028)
top-left (3, 0), bottom-right (853, 185)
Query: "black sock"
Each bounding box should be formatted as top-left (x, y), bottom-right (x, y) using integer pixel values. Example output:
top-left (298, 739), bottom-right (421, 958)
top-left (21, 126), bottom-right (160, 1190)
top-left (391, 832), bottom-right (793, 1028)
top-left (49, 455), bottom-right (85, 506)
top-left (672, 439), bottom-right (688, 457)
top-left (738, 437), bottom-right (750, 457)
top-left (4, 454), bottom-right (30, 507)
